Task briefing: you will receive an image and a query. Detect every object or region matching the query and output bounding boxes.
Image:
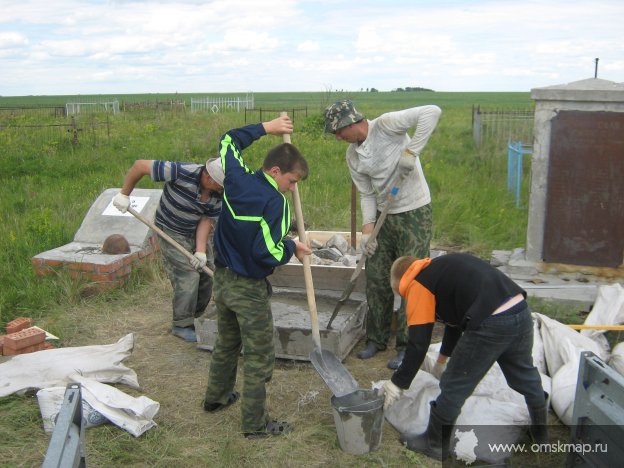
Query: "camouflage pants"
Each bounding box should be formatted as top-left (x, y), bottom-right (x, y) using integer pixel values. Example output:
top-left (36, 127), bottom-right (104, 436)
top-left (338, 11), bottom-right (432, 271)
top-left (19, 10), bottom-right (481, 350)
top-left (365, 204), bottom-right (432, 351)
top-left (204, 266), bottom-right (274, 433)
top-left (159, 228), bottom-right (213, 328)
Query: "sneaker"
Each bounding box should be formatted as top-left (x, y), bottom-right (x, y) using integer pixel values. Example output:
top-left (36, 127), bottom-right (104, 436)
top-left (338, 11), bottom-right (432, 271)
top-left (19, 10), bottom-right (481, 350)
top-left (203, 391), bottom-right (240, 412)
top-left (244, 420), bottom-right (292, 439)
top-left (171, 326), bottom-right (197, 342)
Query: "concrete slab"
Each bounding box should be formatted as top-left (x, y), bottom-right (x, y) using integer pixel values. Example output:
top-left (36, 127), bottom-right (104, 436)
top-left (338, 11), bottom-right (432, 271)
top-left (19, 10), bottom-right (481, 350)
top-left (32, 188), bottom-right (164, 290)
top-left (74, 188), bottom-right (163, 248)
top-left (195, 288), bottom-right (366, 361)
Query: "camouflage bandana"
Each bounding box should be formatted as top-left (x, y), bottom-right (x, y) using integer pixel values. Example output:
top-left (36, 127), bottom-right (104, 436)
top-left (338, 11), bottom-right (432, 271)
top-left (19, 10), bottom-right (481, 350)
top-left (323, 99), bottom-right (364, 134)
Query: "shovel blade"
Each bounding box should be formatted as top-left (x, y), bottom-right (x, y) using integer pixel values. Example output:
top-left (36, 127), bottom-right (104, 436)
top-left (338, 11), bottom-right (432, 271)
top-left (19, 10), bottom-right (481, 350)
top-left (310, 349), bottom-right (359, 397)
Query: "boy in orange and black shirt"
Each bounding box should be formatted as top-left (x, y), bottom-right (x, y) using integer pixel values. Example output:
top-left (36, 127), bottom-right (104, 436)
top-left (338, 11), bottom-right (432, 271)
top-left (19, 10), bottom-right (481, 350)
top-left (381, 253), bottom-right (547, 461)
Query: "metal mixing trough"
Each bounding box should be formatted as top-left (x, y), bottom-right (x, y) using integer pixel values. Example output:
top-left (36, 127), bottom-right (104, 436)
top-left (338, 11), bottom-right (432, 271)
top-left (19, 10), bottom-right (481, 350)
top-left (195, 231), bottom-right (367, 362)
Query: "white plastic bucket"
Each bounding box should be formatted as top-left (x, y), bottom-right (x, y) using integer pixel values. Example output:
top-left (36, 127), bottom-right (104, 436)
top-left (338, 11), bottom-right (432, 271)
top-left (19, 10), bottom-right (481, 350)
top-left (330, 389), bottom-right (384, 455)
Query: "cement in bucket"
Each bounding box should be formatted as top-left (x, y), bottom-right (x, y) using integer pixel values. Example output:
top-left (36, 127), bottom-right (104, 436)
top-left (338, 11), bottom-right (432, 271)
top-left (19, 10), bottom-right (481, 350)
top-left (330, 389), bottom-right (384, 455)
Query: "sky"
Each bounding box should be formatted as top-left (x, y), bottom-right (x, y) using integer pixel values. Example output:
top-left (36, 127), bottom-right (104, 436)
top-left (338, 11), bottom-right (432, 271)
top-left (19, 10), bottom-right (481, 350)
top-left (1, 0), bottom-right (623, 96)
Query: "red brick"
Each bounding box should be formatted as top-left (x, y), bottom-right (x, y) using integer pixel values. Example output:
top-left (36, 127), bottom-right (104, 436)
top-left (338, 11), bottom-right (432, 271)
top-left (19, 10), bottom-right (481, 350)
top-left (3, 341), bottom-right (47, 356)
top-left (68, 262), bottom-right (97, 272)
top-left (41, 259), bottom-right (65, 268)
top-left (6, 317), bottom-right (33, 334)
top-left (95, 259), bottom-right (124, 274)
top-left (0, 335), bottom-right (4, 355)
top-left (4, 327), bottom-right (46, 351)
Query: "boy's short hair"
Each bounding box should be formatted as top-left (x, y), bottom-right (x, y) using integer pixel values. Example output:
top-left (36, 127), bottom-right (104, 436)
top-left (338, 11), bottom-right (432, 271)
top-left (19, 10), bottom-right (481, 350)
top-left (263, 143), bottom-right (309, 180)
top-left (390, 256), bottom-right (418, 290)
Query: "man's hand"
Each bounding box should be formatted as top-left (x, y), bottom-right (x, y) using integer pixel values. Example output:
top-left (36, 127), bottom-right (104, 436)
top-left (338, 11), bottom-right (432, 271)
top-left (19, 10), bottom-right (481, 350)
top-left (398, 149), bottom-right (416, 175)
top-left (190, 252), bottom-right (207, 271)
top-left (112, 192), bottom-right (131, 213)
top-left (294, 240), bottom-right (312, 263)
top-left (264, 115), bottom-right (293, 136)
top-left (382, 380), bottom-right (402, 410)
top-left (360, 233), bottom-right (378, 257)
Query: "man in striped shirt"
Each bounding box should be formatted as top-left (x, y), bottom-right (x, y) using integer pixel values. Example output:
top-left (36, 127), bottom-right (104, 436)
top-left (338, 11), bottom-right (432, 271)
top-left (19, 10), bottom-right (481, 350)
top-left (113, 157), bottom-right (224, 342)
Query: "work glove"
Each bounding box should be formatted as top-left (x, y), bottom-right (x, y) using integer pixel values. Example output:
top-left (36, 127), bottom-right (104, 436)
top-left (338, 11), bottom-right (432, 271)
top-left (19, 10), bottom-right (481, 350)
top-left (190, 252), bottom-right (207, 271)
top-left (431, 361), bottom-right (447, 380)
top-left (381, 380), bottom-right (402, 411)
top-left (398, 149), bottom-right (416, 175)
top-left (112, 192), bottom-right (131, 213)
top-left (360, 233), bottom-right (378, 257)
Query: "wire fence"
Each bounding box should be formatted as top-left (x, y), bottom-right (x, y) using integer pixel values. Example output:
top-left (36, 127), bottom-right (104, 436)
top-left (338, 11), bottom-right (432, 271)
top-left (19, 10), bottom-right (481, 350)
top-left (0, 115), bottom-right (111, 146)
top-left (472, 106), bottom-right (534, 148)
top-left (244, 107), bottom-right (308, 123)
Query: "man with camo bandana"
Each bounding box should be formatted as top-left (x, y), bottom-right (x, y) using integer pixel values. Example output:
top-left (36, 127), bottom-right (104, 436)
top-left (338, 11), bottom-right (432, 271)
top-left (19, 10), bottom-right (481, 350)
top-left (323, 99), bottom-right (441, 369)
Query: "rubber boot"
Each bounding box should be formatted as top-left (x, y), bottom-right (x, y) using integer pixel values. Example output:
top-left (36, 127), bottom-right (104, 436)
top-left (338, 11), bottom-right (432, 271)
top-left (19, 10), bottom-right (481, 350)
top-left (400, 402), bottom-right (454, 461)
top-left (357, 342), bottom-right (379, 359)
top-left (387, 350), bottom-right (405, 370)
top-left (528, 404), bottom-right (549, 444)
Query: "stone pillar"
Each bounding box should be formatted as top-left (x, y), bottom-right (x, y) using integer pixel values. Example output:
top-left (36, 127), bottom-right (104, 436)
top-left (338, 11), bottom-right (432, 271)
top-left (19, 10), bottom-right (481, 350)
top-left (527, 78), bottom-right (624, 268)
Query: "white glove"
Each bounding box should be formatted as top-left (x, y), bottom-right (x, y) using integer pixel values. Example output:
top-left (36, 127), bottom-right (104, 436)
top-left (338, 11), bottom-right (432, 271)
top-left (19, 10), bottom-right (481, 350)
top-left (398, 150), bottom-right (416, 175)
top-left (190, 252), bottom-right (207, 271)
top-left (360, 233), bottom-right (378, 257)
top-left (113, 192), bottom-right (131, 213)
top-left (382, 380), bottom-right (402, 410)
top-left (431, 361), bottom-right (447, 380)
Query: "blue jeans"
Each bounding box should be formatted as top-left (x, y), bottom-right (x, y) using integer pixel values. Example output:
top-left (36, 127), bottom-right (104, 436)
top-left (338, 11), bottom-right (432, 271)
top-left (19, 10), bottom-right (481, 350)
top-left (435, 304), bottom-right (545, 423)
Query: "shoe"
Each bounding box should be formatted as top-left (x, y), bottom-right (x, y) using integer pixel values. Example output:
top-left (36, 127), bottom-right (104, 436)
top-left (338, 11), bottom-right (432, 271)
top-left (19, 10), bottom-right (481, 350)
top-left (387, 350), bottom-right (405, 369)
top-left (171, 326), bottom-right (197, 342)
top-left (203, 391), bottom-right (240, 412)
top-left (357, 342), bottom-right (379, 359)
top-left (401, 402), bottom-right (454, 461)
top-left (244, 420), bottom-right (292, 439)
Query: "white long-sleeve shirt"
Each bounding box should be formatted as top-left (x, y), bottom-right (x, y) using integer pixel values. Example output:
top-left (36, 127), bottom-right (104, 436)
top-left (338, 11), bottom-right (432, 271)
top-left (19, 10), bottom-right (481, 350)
top-left (346, 105), bottom-right (442, 225)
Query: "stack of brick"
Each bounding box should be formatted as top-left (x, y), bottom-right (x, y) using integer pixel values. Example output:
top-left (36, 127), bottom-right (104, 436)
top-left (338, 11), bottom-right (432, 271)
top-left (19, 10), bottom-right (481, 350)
top-left (1, 317), bottom-right (55, 356)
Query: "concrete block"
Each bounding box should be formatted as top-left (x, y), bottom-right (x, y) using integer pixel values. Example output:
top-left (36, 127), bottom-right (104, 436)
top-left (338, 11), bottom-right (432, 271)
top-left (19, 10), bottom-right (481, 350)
top-left (195, 288), bottom-right (366, 362)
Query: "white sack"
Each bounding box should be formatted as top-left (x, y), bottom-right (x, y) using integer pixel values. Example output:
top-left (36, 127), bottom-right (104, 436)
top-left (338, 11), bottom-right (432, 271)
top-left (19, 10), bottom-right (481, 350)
top-left (608, 342), bottom-right (624, 377)
top-left (550, 339), bottom-right (581, 426)
top-left (37, 386), bottom-right (108, 432)
top-left (380, 341), bottom-right (549, 465)
top-left (0, 334), bottom-right (138, 397)
top-left (72, 375), bottom-right (159, 437)
top-left (534, 313), bottom-right (607, 377)
top-left (580, 284), bottom-right (624, 353)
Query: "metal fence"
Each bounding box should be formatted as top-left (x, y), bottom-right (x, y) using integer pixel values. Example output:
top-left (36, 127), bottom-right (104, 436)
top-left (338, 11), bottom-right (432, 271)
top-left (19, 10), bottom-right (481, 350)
top-left (190, 94), bottom-right (254, 113)
top-left (0, 115), bottom-right (111, 146)
top-left (472, 106), bottom-right (534, 148)
top-left (244, 107), bottom-right (308, 123)
top-left (65, 100), bottom-right (119, 115)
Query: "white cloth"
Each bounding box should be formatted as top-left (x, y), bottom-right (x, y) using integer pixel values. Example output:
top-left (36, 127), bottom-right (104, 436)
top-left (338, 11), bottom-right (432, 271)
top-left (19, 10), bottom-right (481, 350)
top-left (346, 105), bottom-right (441, 224)
top-left (37, 376), bottom-right (160, 437)
top-left (0, 334), bottom-right (139, 397)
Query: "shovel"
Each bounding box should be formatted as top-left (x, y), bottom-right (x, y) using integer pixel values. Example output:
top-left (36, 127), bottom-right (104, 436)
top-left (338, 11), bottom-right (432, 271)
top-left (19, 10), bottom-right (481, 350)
top-left (126, 206), bottom-right (213, 276)
top-left (326, 173), bottom-right (405, 329)
top-left (282, 112), bottom-right (358, 397)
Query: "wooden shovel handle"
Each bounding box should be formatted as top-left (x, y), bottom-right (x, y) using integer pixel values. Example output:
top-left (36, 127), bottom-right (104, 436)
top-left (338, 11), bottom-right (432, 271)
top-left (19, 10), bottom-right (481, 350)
top-left (127, 207), bottom-right (213, 276)
top-left (281, 112), bottom-right (322, 350)
top-left (567, 324), bottom-right (624, 331)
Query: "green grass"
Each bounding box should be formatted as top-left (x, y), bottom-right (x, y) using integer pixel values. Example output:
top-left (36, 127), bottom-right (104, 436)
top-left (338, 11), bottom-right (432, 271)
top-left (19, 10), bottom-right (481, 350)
top-left (0, 90), bottom-right (534, 325)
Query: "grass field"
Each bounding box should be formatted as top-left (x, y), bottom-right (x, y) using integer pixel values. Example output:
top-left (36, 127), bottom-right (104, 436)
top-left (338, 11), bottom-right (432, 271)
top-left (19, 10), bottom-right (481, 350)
top-left (1, 90), bottom-right (579, 467)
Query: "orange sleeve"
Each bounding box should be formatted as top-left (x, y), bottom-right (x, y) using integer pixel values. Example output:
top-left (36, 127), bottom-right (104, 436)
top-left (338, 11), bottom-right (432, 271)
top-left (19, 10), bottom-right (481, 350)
top-left (405, 281), bottom-right (436, 326)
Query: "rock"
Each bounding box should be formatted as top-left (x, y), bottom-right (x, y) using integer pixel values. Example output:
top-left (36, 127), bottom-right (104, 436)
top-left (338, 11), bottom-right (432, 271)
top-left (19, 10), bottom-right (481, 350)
top-left (325, 234), bottom-right (349, 255)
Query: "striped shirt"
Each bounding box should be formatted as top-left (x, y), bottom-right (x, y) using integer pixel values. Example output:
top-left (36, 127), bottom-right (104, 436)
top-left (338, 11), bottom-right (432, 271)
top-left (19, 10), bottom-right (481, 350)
top-left (152, 161), bottom-right (222, 236)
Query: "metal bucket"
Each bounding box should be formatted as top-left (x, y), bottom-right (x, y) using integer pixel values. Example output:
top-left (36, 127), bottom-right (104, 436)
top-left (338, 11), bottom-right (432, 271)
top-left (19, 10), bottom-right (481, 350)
top-left (330, 389), bottom-right (384, 455)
